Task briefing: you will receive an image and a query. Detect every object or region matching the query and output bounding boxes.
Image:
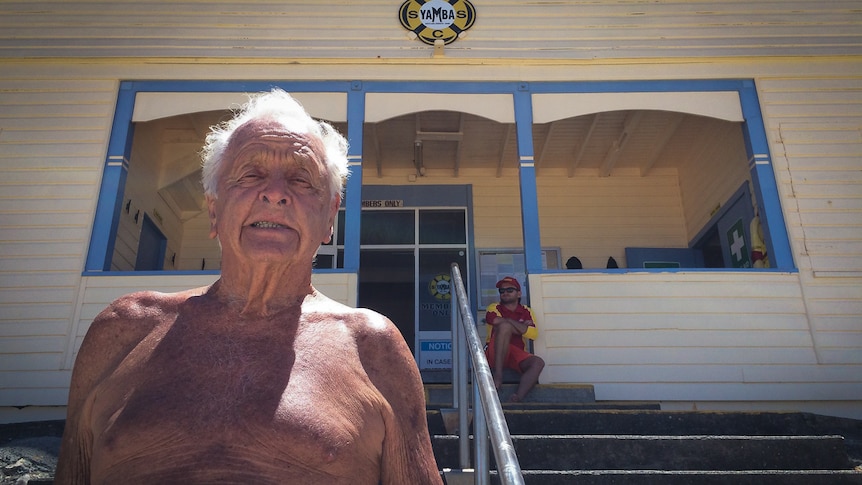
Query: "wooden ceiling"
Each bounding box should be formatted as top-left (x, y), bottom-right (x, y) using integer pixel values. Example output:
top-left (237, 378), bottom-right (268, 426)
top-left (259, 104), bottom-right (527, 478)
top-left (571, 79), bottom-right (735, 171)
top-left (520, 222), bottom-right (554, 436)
top-left (149, 108), bottom-right (744, 219)
top-left (361, 110), bottom-right (742, 178)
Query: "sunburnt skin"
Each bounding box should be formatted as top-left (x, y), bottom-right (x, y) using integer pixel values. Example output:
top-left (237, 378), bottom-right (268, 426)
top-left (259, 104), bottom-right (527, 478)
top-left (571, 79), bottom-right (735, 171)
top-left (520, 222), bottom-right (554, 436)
top-left (56, 91), bottom-right (442, 485)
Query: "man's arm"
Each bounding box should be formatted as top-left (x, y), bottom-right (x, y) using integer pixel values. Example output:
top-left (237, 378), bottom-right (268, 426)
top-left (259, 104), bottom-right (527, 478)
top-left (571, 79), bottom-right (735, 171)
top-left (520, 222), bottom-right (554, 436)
top-left (486, 304), bottom-right (532, 332)
top-left (522, 306), bottom-right (538, 340)
top-left (55, 292), bottom-right (168, 483)
top-left (356, 311), bottom-right (443, 485)
top-left (497, 306), bottom-right (538, 340)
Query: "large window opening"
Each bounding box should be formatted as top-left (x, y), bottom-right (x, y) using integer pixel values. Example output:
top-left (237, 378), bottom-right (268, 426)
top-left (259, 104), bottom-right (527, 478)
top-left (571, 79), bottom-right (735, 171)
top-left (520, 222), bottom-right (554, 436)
top-left (532, 110), bottom-right (756, 270)
top-left (112, 110), bottom-right (221, 271)
top-left (111, 108), bottom-right (348, 272)
top-left (86, 81), bottom-right (790, 276)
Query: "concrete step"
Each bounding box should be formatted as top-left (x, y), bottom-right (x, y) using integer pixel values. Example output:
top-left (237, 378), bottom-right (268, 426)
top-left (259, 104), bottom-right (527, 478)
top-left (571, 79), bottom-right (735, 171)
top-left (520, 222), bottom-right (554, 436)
top-left (425, 383), bottom-right (597, 408)
top-left (488, 469), bottom-right (862, 485)
top-left (433, 434), bottom-right (855, 471)
top-left (498, 409), bottom-right (862, 439)
top-left (429, 407), bottom-right (862, 457)
top-left (445, 469), bottom-right (862, 485)
top-left (432, 409), bottom-right (862, 484)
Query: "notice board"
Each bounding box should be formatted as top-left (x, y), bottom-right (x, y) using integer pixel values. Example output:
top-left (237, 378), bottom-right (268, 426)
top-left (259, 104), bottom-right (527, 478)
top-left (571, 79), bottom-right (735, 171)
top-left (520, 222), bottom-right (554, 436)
top-left (476, 248), bottom-right (560, 309)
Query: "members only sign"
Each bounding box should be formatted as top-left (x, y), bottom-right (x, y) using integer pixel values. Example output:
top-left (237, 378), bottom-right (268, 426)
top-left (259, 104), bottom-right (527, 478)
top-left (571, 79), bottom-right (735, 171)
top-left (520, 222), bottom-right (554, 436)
top-left (399, 0), bottom-right (476, 45)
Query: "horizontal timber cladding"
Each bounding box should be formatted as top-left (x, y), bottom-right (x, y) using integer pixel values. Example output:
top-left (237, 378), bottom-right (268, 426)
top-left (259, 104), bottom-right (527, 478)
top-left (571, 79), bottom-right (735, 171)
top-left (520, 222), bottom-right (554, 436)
top-left (0, 1), bottom-right (861, 59)
top-left (527, 270), bottom-right (861, 402)
top-left (755, 77), bottom-right (862, 372)
top-left (0, 78), bottom-right (116, 407)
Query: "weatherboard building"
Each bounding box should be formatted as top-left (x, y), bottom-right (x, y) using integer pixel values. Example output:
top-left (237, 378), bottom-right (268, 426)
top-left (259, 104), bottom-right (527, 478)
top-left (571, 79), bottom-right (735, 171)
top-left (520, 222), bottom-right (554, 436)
top-left (1, 1), bottom-right (860, 422)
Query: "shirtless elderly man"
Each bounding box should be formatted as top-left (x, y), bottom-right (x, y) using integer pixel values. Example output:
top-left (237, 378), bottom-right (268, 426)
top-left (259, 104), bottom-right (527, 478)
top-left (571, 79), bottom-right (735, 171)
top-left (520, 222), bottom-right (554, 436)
top-left (56, 89), bottom-right (442, 484)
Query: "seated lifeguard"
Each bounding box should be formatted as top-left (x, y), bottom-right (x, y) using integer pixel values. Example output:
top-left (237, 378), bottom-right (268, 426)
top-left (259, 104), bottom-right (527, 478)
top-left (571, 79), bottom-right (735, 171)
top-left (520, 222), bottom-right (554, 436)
top-left (484, 276), bottom-right (545, 402)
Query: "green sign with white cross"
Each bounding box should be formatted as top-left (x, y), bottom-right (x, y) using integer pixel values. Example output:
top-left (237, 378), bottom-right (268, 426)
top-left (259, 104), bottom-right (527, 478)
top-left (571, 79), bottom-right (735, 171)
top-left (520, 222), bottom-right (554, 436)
top-left (726, 218), bottom-right (751, 268)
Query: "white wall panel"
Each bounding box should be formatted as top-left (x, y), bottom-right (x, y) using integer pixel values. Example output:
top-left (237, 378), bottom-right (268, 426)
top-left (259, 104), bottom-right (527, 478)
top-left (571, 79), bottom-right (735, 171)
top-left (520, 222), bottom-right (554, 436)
top-left (757, 77), bottom-right (862, 373)
top-left (527, 270), bottom-right (858, 407)
top-left (0, 78), bottom-right (113, 410)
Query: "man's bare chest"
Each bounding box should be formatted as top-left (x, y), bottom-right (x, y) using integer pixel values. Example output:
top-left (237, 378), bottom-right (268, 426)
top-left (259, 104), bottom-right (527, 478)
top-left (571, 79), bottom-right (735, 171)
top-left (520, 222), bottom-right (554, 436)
top-left (87, 322), bottom-right (386, 479)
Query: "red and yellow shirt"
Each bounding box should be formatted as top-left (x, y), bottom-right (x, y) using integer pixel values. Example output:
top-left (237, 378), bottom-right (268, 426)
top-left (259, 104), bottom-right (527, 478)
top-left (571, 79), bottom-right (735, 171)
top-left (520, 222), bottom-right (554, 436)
top-left (485, 302), bottom-right (538, 350)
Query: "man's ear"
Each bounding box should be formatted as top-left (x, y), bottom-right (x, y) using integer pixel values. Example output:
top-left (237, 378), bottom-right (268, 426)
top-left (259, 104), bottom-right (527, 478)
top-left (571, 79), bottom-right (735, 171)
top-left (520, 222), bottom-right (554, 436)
top-left (322, 194), bottom-right (341, 244)
top-left (206, 195), bottom-right (218, 239)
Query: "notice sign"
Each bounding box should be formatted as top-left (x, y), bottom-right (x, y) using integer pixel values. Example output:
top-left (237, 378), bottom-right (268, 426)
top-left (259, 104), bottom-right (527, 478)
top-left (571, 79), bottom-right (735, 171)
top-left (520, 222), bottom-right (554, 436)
top-left (420, 340), bottom-right (452, 370)
top-left (362, 199), bottom-right (404, 208)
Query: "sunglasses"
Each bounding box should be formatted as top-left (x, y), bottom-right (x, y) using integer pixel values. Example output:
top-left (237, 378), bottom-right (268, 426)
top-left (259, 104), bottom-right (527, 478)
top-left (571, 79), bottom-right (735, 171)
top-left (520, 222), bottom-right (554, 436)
top-left (498, 287), bottom-right (518, 294)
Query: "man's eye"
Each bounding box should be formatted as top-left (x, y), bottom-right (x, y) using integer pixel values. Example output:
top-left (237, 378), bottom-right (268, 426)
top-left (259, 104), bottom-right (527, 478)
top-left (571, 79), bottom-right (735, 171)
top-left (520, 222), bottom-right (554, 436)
top-left (239, 173), bottom-right (261, 182)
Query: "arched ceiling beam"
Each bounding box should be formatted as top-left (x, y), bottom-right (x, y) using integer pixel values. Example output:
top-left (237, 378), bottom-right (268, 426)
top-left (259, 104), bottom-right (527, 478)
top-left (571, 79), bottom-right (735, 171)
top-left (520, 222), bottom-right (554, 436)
top-left (568, 113), bottom-right (601, 177)
top-left (600, 111), bottom-right (643, 177)
top-left (640, 112), bottom-right (685, 176)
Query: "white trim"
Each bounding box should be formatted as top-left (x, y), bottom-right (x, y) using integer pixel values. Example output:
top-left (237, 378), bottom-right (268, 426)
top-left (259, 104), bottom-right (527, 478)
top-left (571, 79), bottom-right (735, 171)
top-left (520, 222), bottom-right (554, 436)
top-left (532, 91), bottom-right (744, 123)
top-left (132, 92), bottom-right (348, 122)
top-left (365, 93), bottom-right (515, 123)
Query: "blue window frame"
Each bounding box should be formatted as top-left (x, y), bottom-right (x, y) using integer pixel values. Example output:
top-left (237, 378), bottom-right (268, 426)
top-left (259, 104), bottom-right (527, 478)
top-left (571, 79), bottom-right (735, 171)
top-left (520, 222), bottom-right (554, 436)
top-left (84, 79), bottom-right (793, 276)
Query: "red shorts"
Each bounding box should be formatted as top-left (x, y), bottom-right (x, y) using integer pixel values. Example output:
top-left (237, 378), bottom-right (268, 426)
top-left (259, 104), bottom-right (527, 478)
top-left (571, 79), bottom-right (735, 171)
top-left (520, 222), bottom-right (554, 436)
top-left (485, 340), bottom-right (533, 373)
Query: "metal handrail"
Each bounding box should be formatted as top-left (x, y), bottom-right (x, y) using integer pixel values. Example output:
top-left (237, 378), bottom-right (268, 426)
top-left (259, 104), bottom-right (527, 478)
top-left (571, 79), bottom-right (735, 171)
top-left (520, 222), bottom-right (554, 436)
top-left (450, 263), bottom-right (524, 485)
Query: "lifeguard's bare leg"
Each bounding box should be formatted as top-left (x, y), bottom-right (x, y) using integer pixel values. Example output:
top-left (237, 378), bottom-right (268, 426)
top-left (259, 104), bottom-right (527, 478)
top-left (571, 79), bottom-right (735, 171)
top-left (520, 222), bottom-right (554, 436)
top-left (492, 321), bottom-right (517, 389)
top-left (513, 355), bottom-right (545, 402)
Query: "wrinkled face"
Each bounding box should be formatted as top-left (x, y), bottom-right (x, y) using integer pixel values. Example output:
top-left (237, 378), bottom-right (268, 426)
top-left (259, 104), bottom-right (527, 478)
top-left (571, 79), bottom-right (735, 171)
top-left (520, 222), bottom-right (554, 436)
top-left (206, 118), bottom-right (339, 266)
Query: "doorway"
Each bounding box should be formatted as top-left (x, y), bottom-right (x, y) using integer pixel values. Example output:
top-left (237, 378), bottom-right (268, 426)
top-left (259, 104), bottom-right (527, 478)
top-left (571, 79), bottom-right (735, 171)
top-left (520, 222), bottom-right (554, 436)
top-left (353, 207), bottom-right (469, 368)
top-left (135, 213), bottom-right (167, 271)
top-left (359, 248), bottom-right (416, 352)
top-left (329, 185), bottom-right (473, 371)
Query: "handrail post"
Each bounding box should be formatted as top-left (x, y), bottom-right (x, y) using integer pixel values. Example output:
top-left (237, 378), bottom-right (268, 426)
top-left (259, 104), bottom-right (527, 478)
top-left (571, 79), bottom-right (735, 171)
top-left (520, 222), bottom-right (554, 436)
top-left (449, 263), bottom-right (525, 485)
top-left (473, 379), bottom-right (489, 485)
top-left (451, 291), bottom-right (470, 468)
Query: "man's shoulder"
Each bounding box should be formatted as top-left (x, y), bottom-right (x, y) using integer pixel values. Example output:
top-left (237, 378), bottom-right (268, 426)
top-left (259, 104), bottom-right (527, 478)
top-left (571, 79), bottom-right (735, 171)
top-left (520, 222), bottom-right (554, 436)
top-left (485, 302), bottom-right (502, 313)
top-left (100, 287), bottom-right (205, 323)
top-left (73, 288), bottom-right (208, 391)
top-left (86, 287), bottom-right (207, 343)
top-left (516, 303), bottom-right (535, 316)
top-left (305, 291), bottom-right (395, 338)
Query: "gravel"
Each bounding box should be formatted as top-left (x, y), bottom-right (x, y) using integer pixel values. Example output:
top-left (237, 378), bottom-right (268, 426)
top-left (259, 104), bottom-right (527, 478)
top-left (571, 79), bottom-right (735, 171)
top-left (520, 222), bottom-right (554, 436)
top-left (0, 421), bottom-right (63, 485)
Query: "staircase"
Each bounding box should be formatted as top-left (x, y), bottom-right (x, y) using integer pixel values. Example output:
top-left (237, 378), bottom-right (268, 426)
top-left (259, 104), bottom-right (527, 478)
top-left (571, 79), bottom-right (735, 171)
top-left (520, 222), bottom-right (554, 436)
top-left (425, 383), bottom-right (862, 484)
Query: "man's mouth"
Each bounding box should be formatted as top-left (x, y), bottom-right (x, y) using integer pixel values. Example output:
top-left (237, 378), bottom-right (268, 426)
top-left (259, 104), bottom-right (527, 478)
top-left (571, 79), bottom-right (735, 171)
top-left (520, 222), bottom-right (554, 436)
top-left (250, 221), bottom-right (286, 229)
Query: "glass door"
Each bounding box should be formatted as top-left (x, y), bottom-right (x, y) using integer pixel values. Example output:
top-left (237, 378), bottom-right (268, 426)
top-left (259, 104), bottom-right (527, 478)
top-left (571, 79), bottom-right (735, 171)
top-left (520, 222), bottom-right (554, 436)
top-left (358, 249), bottom-right (416, 354)
top-left (415, 209), bottom-right (467, 372)
top-left (350, 207), bottom-right (469, 371)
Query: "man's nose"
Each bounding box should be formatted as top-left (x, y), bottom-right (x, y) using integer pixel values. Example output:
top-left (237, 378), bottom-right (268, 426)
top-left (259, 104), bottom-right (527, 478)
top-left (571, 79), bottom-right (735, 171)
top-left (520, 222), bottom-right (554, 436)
top-left (259, 178), bottom-right (290, 205)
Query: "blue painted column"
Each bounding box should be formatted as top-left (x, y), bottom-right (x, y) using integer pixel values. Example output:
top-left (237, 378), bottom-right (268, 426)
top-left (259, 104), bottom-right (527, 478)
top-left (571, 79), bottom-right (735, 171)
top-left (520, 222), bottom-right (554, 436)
top-left (85, 82), bottom-right (136, 272)
top-left (513, 86), bottom-right (544, 274)
top-left (739, 81), bottom-right (794, 270)
top-left (342, 82), bottom-right (365, 273)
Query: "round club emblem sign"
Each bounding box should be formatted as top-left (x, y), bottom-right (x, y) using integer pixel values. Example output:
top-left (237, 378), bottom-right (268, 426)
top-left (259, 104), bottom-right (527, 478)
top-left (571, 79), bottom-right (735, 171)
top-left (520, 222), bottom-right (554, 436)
top-left (399, 0), bottom-right (476, 46)
top-left (428, 273), bottom-right (452, 300)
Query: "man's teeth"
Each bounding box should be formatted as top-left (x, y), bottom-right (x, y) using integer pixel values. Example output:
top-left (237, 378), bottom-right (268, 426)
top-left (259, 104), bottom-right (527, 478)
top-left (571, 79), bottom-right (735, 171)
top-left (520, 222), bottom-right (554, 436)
top-left (252, 221), bottom-right (284, 228)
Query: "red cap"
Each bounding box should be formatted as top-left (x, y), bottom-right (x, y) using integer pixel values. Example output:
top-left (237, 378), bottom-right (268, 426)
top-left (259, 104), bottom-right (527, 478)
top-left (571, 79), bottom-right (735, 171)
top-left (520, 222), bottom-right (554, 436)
top-left (495, 276), bottom-right (521, 291)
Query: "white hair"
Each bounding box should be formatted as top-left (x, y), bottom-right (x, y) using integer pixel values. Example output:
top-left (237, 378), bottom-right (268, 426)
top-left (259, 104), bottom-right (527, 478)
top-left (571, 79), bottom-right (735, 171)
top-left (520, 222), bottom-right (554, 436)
top-left (200, 88), bottom-right (349, 199)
